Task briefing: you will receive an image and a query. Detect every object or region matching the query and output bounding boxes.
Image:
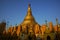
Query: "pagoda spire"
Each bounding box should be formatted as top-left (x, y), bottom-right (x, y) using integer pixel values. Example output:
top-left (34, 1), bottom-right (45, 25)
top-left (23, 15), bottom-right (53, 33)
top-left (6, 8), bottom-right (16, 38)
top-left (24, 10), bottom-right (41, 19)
top-left (27, 3), bottom-right (32, 16)
top-left (45, 20), bottom-right (48, 27)
top-left (21, 4), bottom-right (37, 25)
top-left (56, 18), bottom-right (58, 25)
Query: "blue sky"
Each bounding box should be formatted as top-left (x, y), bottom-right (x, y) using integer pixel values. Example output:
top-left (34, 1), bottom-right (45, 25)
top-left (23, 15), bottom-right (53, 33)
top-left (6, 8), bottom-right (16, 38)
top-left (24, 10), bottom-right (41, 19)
top-left (0, 0), bottom-right (60, 27)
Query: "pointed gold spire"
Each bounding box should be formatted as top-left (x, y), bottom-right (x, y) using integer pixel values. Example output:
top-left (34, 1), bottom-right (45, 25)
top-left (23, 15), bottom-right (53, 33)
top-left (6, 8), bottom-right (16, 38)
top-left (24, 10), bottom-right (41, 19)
top-left (27, 3), bottom-right (32, 15)
top-left (21, 4), bottom-right (37, 25)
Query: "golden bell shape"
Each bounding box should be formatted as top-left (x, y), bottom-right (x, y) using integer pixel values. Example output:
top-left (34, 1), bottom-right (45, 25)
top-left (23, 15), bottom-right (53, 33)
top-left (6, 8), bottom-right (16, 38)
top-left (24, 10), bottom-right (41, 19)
top-left (21, 4), bottom-right (37, 25)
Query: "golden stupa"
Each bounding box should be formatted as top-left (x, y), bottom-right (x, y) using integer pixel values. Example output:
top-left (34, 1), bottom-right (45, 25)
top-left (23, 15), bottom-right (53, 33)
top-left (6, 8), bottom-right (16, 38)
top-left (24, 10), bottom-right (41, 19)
top-left (21, 4), bottom-right (37, 26)
top-left (20, 4), bottom-right (40, 34)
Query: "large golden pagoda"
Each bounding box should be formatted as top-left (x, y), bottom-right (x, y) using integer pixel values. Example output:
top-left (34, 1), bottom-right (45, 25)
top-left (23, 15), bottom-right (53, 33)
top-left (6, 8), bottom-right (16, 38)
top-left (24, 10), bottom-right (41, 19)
top-left (20, 4), bottom-right (40, 34)
top-left (21, 4), bottom-right (37, 25)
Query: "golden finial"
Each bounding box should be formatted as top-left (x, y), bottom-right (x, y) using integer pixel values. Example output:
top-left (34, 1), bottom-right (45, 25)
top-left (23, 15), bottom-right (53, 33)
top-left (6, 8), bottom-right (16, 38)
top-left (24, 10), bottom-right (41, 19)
top-left (27, 3), bottom-right (32, 15)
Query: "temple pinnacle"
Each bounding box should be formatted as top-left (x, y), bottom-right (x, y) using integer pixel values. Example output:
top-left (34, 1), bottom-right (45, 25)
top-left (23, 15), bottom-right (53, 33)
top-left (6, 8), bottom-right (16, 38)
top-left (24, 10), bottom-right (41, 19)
top-left (21, 4), bottom-right (37, 25)
top-left (27, 3), bottom-right (32, 16)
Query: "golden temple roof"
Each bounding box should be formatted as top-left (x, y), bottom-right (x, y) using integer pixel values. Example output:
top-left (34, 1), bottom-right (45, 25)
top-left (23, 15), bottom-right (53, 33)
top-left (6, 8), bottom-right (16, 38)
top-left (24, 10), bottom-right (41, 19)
top-left (21, 4), bottom-right (37, 25)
